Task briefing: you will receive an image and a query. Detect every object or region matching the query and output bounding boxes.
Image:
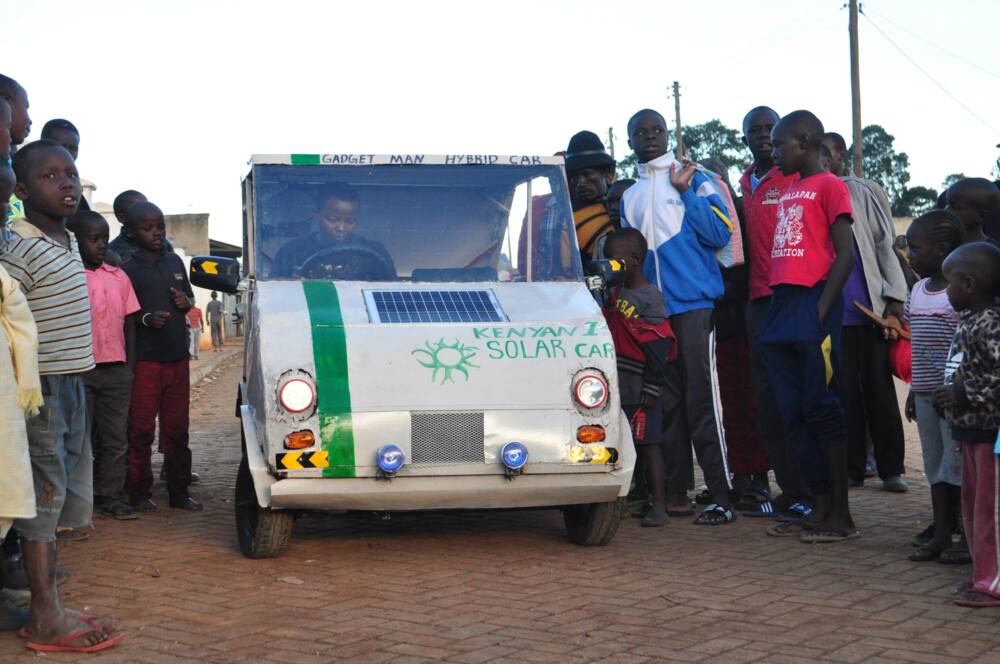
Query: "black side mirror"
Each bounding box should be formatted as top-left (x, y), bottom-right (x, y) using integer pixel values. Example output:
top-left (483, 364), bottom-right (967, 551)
top-left (190, 256), bottom-right (240, 293)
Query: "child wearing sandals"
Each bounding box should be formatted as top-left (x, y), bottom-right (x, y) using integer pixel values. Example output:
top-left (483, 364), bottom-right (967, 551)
top-left (757, 111), bottom-right (858, 543)
top-left (933, 241), bottom-right (1000, 607)
top-left (603, 229), bottom-right (676, 527)
top-left (903, 211), bottom-right (968, 564)
top-left (0, 159), bottom-right (39, 634)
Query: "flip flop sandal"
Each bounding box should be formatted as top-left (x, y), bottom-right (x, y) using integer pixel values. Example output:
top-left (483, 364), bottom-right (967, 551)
top-left (742, 500), bottom-right (779, 518)
top-left (99, 501), bottom-right (139, 521)
top-left (693, 503), bottom-right (735, 526)
top-left (953, 589), bottom-right (1000, 608)
top-left (799, 528), bottom-right (861, 543)
top-left (734, 485), bottom-right (770, 511)
top-left (766, 520), bottom-right (811, 537)
top-left (938, 545), bottom-right (972, 565)
top-left (18, 612), bottom-right (115, 639)
top-left (641, 510), bottom-right (670, 527)
top-left (777, 502), bottom-right (814, 522)
top-left (25, 628), bottom-right (124, 654)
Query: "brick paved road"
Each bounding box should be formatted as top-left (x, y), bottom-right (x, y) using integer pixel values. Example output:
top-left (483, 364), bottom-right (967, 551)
top-left (3, 355), bottom-right (999, 663)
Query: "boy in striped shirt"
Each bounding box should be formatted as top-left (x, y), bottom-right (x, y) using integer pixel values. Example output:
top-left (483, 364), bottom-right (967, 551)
top-left (0, 140), bottom-right (122, 652)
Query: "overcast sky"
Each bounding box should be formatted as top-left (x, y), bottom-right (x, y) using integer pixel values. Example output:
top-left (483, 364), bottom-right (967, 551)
top-left (7, 0), bottom-right (999, 244)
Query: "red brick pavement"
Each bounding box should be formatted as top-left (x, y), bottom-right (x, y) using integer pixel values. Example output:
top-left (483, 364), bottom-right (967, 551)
top-left (2, 358), bottom-right (1000, 663)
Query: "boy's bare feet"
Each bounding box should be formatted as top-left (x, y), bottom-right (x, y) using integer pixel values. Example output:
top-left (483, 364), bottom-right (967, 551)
top-left (665, 495), bottom-right (693, 516)
top-left (131, 498), bottom-right (158, 512)
top-left (24, 609), bottom-right (115, 649)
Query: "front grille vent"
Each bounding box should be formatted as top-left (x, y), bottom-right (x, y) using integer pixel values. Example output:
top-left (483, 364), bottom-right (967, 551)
top-left (410, 411), bottom-right (485, 464)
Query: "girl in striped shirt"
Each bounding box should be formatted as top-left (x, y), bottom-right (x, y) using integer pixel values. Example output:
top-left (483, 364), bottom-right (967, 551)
top-left (903, 210), bottom-right (967, 563)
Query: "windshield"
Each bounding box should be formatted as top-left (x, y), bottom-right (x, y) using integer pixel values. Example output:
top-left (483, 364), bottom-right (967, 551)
top-left (252, 162), bottom-right (583, 282)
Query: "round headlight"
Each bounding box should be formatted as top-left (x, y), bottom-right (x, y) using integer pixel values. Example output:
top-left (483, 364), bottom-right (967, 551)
top-left (376, 444), bottom-right (405, 474)
top-left (500, 441), bottom-right (529, 470)
top-left (573, 373), bottom-right (608, 409)
top-left (279, 378), bottom-right (316, 414)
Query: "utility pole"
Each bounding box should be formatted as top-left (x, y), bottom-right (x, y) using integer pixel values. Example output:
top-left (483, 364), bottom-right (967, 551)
top-left (849, 0), bottom-right (864, 176)
top-left (672, 81), bottom-right (685, 159)
top-left (607, 127), bottom-right (615, 159)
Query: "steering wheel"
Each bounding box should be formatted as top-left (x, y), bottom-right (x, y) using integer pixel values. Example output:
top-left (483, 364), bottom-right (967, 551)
top-left (297, 243), bottom-right (396, 280)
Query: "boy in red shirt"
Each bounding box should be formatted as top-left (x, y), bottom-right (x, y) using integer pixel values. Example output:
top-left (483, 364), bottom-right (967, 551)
top-left (70, 210), bottom-right (141, 521)
top-left (738, 107), bottom-right (818, 520)
top-left (758, 111), bottom-right (858, 542)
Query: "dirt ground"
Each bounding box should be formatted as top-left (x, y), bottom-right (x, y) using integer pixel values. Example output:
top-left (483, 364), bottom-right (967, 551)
top-left (2, 355), bottom-right (999, 663)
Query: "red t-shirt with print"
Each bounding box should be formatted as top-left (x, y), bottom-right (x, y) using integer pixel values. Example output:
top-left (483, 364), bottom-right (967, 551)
top-left (739, 165), bottom-right (800, 299)
top-left (769, 172), bottom-right (853, 288)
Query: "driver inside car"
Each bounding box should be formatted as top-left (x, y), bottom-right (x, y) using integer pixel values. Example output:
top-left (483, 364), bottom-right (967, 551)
top-left (272, 182), bottom-right (397, 279)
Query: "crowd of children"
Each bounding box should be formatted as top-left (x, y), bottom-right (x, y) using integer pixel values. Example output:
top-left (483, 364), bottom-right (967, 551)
top-left (574, 103), bottom-right (999, 605)
top-left (0, 70), bottom-right (999, 655)
top-left (0, 73), bottom-right (208, 653)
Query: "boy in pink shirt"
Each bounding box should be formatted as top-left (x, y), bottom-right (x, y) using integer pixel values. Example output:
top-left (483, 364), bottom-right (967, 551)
top-left (70, 210), bottom-right (141, 520)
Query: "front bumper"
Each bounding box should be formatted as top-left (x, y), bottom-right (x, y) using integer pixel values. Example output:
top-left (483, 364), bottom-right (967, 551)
top-left (268, 471), bottom-right (626, 510)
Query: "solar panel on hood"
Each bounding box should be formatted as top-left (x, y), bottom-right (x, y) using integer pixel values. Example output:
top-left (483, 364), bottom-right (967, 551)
top-left (364, 289), bottom-right (507, 324)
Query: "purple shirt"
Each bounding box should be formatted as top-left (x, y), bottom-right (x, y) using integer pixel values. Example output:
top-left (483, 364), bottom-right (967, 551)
top-left (842, 238), bottom-right (871, 326)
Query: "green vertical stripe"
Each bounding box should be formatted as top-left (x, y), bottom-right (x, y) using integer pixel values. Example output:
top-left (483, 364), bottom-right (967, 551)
top-left (302, 281), bottom-right (356, 478)
top-left (291, 154), bottom-right (321, 165)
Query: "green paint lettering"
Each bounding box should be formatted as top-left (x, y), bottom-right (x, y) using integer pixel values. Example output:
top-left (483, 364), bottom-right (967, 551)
top-left (486, 340), bottom-right (504, 359)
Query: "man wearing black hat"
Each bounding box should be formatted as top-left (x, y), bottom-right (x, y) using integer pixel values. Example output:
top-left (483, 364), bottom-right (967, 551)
top-left (564, 130), bottom-right (617, 263)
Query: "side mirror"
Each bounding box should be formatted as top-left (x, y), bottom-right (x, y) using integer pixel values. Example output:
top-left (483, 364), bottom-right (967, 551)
top-left (190, 256), bottom-right (240, 294)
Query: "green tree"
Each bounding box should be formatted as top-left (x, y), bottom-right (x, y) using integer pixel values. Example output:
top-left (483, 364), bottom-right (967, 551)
top-left (616, 153), bottom-right (638, 180)
top-left (941, 173), bottom-right (968, 190)
top-left (683, 119), bottom-right (747, 171)
top-left (899, 186), bottom-right (939, 217)
top-left (851, 125), bottom-right (911, 216)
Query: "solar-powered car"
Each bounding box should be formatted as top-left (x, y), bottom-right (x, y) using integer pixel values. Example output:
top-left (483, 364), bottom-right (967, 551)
top-left (191, 154), bottom-right (636, 558)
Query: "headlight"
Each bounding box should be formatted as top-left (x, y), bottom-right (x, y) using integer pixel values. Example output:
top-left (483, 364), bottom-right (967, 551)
top-left (573, 372), bottom-right (608, 410)
top-left (278, 377), bottom-right (316, 414)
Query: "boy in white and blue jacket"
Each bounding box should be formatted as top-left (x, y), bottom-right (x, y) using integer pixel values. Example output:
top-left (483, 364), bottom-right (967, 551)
top-left (620, 108), bottom-right (736, 525)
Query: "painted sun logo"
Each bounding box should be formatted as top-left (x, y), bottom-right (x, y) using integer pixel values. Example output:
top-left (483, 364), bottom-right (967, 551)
top-left (411, 338), bottom-right (479, 384)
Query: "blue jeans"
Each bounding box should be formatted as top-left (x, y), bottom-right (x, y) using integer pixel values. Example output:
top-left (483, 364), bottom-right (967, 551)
top-left (13, 374), bottom-right (93, 541)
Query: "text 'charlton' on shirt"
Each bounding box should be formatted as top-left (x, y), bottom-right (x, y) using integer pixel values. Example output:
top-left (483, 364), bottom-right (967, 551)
top-left (768, 171), bottom-right (853, 289)
top-left (122, 252), bottom-right (195, 363)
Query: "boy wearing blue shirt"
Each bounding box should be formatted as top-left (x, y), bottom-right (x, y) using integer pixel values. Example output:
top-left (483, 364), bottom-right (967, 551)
top-left (621, 109), bottom-right (736, 525)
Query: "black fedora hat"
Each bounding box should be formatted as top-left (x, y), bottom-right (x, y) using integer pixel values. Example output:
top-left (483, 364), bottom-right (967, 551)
top-left (564, 130), bottom-right (615, 172)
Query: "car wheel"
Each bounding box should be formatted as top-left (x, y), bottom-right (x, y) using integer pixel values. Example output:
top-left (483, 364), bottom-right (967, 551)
top-left (235, 451), bottom-right (293, 558)
top-left (563, 497), bottom-right (625, 546)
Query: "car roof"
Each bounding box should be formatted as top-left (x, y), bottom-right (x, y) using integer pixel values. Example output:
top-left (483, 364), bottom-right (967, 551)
top-left (249, 154), bottom-right (565, 167)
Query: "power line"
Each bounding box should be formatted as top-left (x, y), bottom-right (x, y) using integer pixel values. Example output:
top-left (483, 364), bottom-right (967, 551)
top-left (861, 4), bottom-right (1000, 81)
top-left (729, 5), bottom-right (842, 62)
top-left (860, 10), bottom-right (1000, 135)
top-left (731, 6), bottom-right (844, 64)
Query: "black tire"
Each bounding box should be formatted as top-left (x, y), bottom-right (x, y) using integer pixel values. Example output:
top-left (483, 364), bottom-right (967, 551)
top-left (235, 453), bottom-right (294, 558)
top-left (563, 497), bottom-right (626, 546)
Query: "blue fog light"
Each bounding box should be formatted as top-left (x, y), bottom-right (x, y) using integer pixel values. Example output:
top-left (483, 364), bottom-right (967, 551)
top-left (376, 444), bottom-right (405, 474)
top-left (501, 441), bottom-right (529, 471)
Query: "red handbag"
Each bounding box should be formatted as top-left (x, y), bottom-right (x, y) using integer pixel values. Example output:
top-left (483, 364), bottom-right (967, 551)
top-left (888, 335), bottom-right (912, 383)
